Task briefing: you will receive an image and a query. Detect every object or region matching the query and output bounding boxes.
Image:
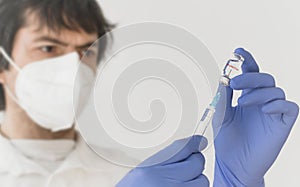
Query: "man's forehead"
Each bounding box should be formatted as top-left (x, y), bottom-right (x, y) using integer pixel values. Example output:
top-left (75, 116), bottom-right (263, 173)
top-left (23, 11), bottom-right (98, 45)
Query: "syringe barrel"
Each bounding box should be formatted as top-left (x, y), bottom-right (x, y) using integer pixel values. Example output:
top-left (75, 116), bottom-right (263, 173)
top-left (200, 107), bottom-right (215, 122)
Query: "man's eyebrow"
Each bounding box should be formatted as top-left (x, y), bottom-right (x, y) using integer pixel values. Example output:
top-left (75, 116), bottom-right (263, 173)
top-left (34, 36), bottom-right (96, 49)
top-left (34, 36), bottom-right (68, 46)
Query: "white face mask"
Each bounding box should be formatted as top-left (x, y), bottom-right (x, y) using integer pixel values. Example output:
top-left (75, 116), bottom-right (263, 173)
top-left (0, 47), bottom-right (95, 132)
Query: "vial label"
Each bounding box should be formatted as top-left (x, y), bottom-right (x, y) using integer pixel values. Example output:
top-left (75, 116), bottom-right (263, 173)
top-left (220, 53), bottom-right (244, 86)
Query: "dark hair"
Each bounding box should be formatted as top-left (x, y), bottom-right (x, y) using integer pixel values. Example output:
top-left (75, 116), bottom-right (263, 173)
top-left (0, 0), bottom-right (114, 110)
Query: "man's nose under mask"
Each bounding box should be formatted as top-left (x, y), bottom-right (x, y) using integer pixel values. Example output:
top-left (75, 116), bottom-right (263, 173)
top-left (0, 47), bottom-right (95, 132)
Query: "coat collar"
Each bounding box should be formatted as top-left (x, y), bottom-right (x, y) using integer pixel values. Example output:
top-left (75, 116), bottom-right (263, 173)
top-left (0, 132), bottom-right (131, 177)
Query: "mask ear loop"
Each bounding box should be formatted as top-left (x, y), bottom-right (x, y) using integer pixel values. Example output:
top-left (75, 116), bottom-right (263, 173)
top-left (0, 47), bottom-right (21, 72)
top-left (0, 47), bottom-right (23, 107)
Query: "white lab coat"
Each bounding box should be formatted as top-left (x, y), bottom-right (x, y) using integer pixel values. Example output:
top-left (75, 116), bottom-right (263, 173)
top-left (0, 132), bottom-right (132, 187)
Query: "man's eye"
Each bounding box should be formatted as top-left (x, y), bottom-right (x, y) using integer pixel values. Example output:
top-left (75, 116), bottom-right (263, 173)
top-left (40, 46), bottom-right (54, 53)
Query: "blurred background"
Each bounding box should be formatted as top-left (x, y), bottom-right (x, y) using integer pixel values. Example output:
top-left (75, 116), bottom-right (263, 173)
top-left (96, 0), bottom-right (300, 186)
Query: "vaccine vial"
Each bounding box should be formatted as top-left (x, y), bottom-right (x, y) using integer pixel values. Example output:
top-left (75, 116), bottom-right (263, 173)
top-left (219, 53), bottom-right (244, 86)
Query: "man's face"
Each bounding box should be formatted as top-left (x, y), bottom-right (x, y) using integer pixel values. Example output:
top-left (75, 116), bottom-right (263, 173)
top-left (3, 13), bottom-right (98, 111)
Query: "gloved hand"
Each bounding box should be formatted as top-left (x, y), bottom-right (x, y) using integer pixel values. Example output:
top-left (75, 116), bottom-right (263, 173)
top-left (117, 135), bottom-right (209, 187)
top-left (213, 48), bottom-right (299, 187)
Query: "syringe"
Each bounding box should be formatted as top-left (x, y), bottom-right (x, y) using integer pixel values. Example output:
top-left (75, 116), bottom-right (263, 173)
top-left (198, 53), bottom-right (244, 134)
top-left (198, 92), bottom-right (221, 131)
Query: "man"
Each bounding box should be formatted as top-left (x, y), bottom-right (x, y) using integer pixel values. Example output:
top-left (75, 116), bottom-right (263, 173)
top-left (0, 0), bottom-right (132, 186)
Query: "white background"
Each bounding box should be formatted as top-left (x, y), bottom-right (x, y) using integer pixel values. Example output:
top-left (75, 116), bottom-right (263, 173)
top-left (97, 0), bottom-right (300, 186)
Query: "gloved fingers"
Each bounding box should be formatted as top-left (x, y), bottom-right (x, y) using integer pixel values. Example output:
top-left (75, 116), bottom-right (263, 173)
top-left (262, 100), bottom-right (299, 125)
top-left (161, 135), bottom-right (207, 165)
top-left (234, 48), bottom-right (259, 73)
top-left (160, 153), bottom-right (205, 181)
top-left (238, 87), bottom-right (285, 107)
top-left (230, 73), bottom-right (276, 90)
top-left (185, 174), bottom-right (210, 187)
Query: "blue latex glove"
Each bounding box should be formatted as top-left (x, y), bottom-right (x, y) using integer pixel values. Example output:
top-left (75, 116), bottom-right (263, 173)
top-left (117, 135), bottom-right (209, 187)
top-left (213, 48), bottom-right (299, 187)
